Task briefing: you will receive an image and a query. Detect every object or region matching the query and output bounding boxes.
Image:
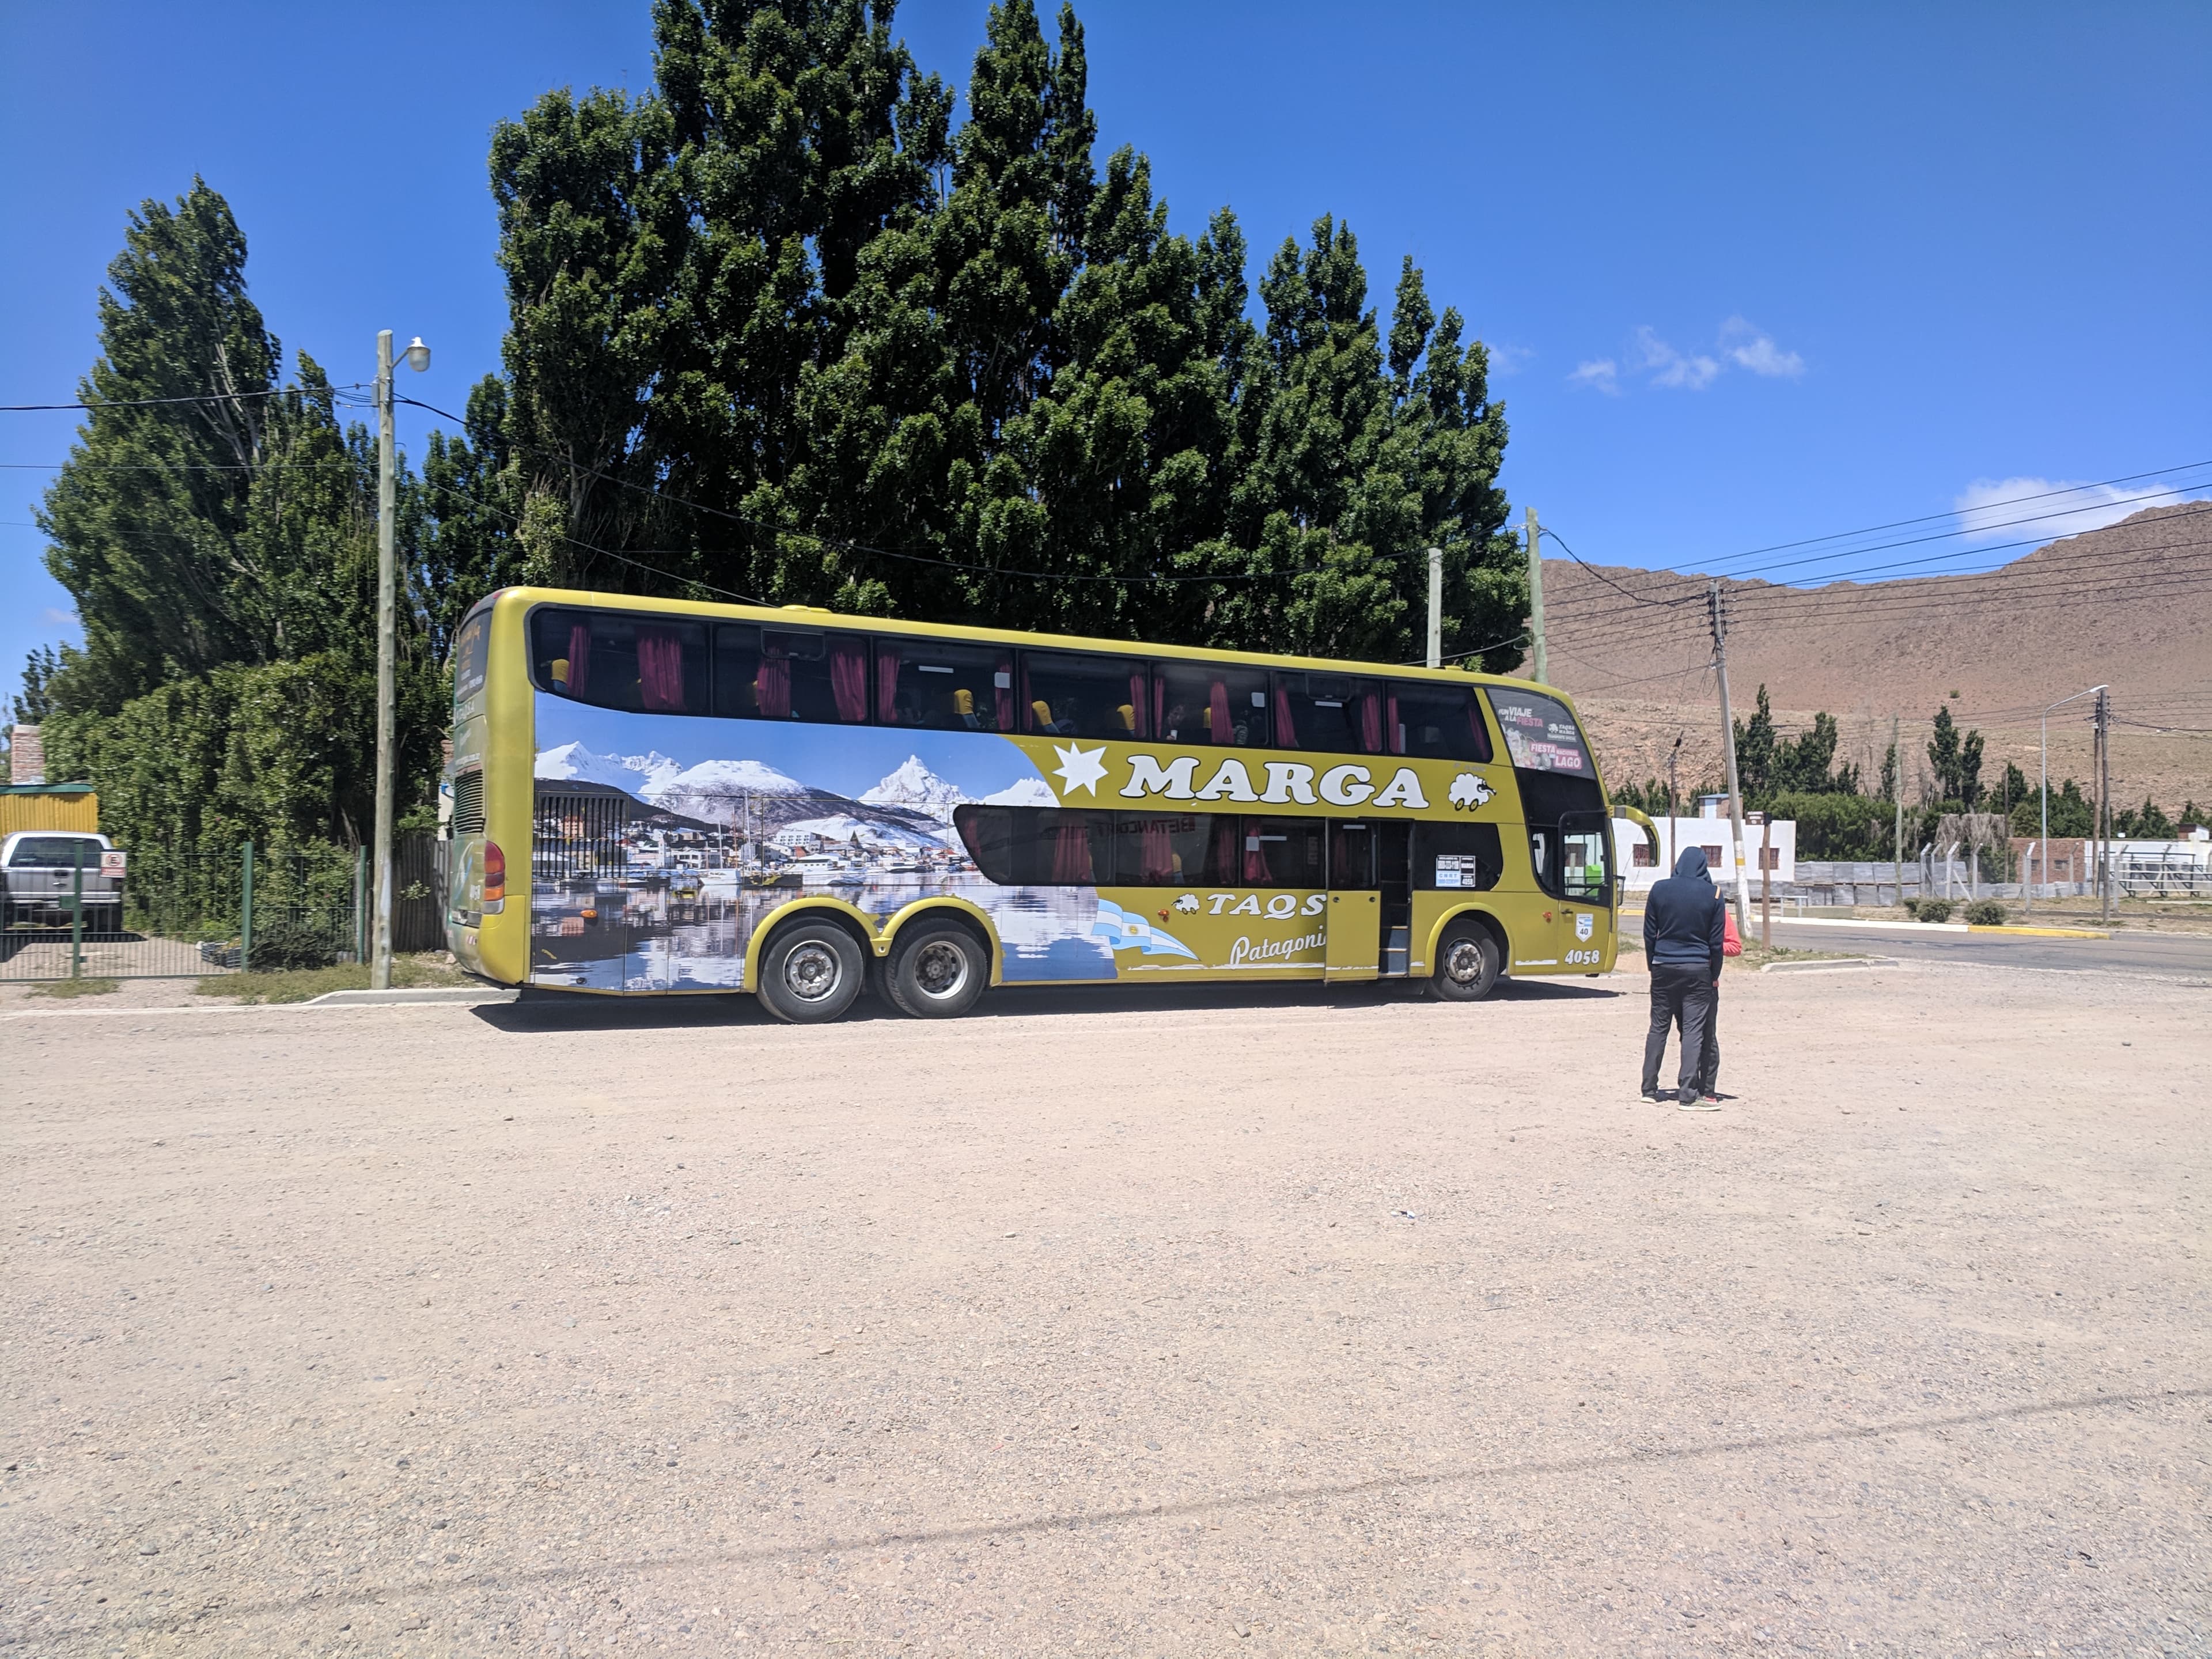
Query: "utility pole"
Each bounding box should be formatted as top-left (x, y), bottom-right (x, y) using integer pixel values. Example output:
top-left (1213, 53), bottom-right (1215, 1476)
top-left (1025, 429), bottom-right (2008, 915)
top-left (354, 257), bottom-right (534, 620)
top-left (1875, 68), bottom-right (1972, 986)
top-left (1707, 579), bottom-right (1752, 934)
top-left (1425, 547), bottom-right (1443, 669)
top-left (2096, 686), bottom-right (2112, 923)
top-left (1890, 714), bottom-right (1904, 908)
top-left (1525, 506), bottom-right (1547, 684)
top-left (1759, 810), bottom-right (1773, 948)
top-left (2037, 684), bottom-right (2104, 917)
top-left (1667, 732), bottom-right (1681, 820)
top-left (370, 329), bottom-right (431, 991)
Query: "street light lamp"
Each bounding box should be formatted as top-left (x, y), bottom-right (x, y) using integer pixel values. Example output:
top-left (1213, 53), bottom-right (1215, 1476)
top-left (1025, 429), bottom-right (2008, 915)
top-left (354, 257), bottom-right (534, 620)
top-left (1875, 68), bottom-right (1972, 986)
top-left (371, 328), bottom-right (431, 991)
top-left (2032, 683), bottom-right (2105, 916)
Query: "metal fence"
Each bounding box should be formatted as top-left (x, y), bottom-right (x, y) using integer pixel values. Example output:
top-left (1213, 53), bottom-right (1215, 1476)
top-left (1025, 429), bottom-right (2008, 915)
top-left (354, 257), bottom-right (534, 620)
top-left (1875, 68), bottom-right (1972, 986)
top-left (2, 834), bottom-right (449, 983)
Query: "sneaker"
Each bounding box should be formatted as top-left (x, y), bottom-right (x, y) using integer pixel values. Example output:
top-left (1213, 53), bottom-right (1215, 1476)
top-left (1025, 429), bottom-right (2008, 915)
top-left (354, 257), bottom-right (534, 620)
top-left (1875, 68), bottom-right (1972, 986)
top-left (1679, 1096), bottom-right (1721, 1111)
top-left (1637, 1089), bottom-right (1665, 1105)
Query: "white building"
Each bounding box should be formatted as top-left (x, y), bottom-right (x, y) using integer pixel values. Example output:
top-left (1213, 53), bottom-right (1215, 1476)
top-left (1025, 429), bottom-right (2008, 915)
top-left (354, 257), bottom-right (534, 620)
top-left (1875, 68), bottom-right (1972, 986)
top-left (1612, 812), bottom-right (1796, 896)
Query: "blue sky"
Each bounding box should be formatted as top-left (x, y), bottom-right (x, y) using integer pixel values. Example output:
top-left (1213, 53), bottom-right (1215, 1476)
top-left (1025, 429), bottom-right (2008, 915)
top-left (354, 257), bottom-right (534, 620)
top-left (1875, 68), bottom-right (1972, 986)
top-left (5, 1), bottom-right (2207, 706)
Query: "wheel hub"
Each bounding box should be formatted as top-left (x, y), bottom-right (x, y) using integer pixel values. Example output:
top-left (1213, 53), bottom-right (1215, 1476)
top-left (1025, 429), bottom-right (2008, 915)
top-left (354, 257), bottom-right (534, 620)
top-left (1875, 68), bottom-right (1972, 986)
top-left (785, 941), bottom-right (841, 1001)
top-left (914, 940), bottom-right (969, 998)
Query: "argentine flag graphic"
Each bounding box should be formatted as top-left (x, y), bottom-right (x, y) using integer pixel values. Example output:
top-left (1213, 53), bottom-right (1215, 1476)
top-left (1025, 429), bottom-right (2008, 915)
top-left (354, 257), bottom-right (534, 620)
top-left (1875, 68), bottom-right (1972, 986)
top-left (1091, 899), bottom-right (1198, 960)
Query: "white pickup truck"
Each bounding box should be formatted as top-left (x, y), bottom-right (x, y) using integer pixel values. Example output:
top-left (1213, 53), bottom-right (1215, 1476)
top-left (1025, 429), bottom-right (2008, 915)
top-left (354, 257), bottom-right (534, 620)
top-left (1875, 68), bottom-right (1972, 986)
top-left (1, 831), bottom-right (124, 929)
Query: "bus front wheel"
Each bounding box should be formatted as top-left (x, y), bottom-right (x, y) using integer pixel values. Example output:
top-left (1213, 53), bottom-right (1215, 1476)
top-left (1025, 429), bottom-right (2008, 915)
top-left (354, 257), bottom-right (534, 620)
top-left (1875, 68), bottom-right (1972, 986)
top-left (884, 922), bottom-right (988, 1018)
top-left (1431, 926), bottom-right (1501, 1003)
top-left (756, 920), bottom-right (865, 1024)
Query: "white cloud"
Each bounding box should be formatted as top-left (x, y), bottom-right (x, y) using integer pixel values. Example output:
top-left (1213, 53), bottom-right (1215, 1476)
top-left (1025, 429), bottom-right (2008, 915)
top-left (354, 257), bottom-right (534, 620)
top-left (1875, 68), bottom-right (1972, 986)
top-left (41, 608), bottom-right (77, 629)
top-left (1637, 327), bottom-right (1721, 389)
top-left (1954, 476), bottom-right (2203, 542)
top-left (1488, 343), bottom-right (1536, 376)
top-left (1719, 315), bottom-right (1804, 377)
top-left (1578, 317), bottom-right (1804, 393)
top-left (1567, 357), bottom-right (1620, 395)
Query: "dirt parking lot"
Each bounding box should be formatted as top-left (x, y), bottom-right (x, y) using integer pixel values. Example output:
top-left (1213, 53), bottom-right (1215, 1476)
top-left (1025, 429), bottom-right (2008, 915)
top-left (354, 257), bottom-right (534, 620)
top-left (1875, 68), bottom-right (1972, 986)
top-left (3, 959), bottom-right (2208, 1657)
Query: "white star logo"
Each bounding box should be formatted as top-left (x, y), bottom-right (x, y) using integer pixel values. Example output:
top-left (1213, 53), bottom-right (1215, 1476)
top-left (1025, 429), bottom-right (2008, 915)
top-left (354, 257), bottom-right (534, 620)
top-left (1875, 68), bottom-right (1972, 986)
top-left (1052, 743), bottom-right (1109, 797)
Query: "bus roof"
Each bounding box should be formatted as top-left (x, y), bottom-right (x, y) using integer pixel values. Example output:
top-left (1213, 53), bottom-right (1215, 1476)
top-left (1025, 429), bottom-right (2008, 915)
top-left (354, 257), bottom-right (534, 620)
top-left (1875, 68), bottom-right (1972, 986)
top-left (487, 585), bottom-right (1584, 713)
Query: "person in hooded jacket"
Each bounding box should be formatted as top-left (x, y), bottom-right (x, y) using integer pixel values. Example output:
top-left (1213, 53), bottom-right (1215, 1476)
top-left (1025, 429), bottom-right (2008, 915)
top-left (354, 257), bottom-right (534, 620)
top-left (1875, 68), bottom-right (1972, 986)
top-left (1640, 846), bottom-right (1726, 1109)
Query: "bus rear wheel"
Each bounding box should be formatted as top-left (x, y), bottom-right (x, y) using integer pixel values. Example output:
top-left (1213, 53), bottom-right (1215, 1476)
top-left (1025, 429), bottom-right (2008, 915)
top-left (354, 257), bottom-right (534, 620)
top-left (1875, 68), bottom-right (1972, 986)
top-left (1432, 925), bottom-right (1501, 1002)
top-left (756, 919), bottom-right (865, 1024)
top-left (884, 922), bottom-right (987, 1018)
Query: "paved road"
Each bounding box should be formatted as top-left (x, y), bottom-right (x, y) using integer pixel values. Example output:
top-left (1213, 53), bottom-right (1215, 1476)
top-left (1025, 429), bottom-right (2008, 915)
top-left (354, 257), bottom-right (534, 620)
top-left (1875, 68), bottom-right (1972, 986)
top-left (1767, 919), bottom-right (2212, 977)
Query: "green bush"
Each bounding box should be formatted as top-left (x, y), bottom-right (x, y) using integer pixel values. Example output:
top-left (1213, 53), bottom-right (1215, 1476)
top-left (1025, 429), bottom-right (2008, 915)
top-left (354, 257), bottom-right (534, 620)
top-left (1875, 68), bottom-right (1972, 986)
top-left (1914, 899), bottom-right (1953, 923)
top-left (1963, 899), bottom-right (2008, 926)
top-left (245, 915), bottom-right (342, 971)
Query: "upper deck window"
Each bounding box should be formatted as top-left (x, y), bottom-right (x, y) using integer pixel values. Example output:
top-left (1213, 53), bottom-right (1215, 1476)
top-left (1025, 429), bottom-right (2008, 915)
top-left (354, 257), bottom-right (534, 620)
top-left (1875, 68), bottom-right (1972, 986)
top-left (1154, 662), bottom-right (1271, 748)
top-left (713, 624), bottom-right (869, 723)
top-left (1022, 652), bottom-right (1148, 740)
top-left (1387, 680), bottom-right (1493, 763)
top-left (1484, 688), bottom-right (1592, 775)
top-left (1273, 673), bottom-right (1384, 754)
top-left (530, 607), bottom-right (709, 717)
top-left (877, 639), bottom-right (1012, 731)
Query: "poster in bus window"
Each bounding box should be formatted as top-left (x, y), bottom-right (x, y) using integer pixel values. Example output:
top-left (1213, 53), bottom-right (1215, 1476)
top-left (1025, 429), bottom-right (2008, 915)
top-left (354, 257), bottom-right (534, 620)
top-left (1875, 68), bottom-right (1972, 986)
top-left (1487, 690), bottom-right (1589, 774)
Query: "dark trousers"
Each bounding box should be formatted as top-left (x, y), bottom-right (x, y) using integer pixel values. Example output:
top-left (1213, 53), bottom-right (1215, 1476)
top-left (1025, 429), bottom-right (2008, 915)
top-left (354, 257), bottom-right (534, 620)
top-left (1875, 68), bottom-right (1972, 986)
top-left (1642, 963), bottom-right (1714, 1101)
top-left (1697, 983), bottom-right (1721, 1093)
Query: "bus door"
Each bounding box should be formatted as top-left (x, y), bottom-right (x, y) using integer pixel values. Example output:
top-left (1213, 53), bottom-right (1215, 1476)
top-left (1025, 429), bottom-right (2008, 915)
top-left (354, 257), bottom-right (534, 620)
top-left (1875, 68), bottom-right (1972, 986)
top-left (1555, 809), bottom-right (1615, 968)
top-left (1324, 822), bottom-right (1381, 982)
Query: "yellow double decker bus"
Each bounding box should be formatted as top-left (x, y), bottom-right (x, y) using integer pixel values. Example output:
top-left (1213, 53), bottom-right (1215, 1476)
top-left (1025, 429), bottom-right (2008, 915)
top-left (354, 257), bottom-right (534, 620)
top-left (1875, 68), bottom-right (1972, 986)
top-left (444, 588), bottom-right (1626, 1021)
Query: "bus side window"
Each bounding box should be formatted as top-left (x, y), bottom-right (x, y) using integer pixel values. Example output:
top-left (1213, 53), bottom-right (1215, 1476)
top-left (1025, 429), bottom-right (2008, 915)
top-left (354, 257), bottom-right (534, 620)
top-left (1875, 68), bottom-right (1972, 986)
top-left (1022, 652), bottom-right (1149, 740)
top-left (714, 626), bottom-right (869, 723)
top-left (1413, 822), bottom-right (1504, 891)
top-left (1273, 673), bottom-right (1384, 754)
top-left (531, 607), bottom-right (706, 715)
top-left (878, 641), bottom-right (1012, 730)
top-left (1154, 662), bottom-right (1270, 747)
top-left (1387, 681), bottom-right (1493, 763)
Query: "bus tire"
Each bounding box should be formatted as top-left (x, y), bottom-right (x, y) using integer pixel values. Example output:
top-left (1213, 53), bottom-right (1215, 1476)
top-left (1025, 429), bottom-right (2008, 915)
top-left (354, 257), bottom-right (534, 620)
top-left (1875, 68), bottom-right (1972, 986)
top-left (884, 921), bottom-right (988, 1019)
top-left (1431, 925), bottom-right (1501, 1003)
top-left (755, 919), bottom-right (866, 1024)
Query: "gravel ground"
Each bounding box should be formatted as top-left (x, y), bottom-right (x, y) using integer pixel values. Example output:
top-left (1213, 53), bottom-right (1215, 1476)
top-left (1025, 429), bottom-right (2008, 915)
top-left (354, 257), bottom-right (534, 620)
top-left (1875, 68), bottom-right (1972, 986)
top-left (2, 962), bottom-right (2207, 1657)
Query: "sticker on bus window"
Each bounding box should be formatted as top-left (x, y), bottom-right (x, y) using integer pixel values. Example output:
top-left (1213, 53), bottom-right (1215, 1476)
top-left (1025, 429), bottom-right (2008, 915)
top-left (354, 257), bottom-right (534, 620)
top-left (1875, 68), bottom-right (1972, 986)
top-left (1434, 854), bottom-right (1481, 889)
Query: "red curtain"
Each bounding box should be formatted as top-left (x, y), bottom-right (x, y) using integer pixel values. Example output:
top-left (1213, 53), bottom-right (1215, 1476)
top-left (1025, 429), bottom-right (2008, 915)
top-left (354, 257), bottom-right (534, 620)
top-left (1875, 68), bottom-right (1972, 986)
top-left (639, 626), bottom-right (686, 712)
top-left (565, 622), bottom-right (592, 698)
top-left (1242, 826), bottom-right (1271, 884)
top-left (1468, 697), bottom-right (1489, 760)
top-left (1140, 820), bottom-right (1174, 881)
top-left (1207, 679), bottom-right (1233, 746)
top-left (1273, 684), bottom-right (1299, 748)
top-left (757, 650), bottom-right (791, 719)
top-left (1358, 690), bottom-right (1382, 754)
top-left (829, 637), bottom-right (867, 722)
top-left (1128, 672), bottom-right (1148, 737)
top-left (995, 655), bottom-right (1015, 732)
top-left (1051, 820), bottom-right (1094, 884)
top-left (1387, 692), bottom-right (1403, 755)
top-left (876, 645), bottom-right (902, 724)
top-left (1153, 675), bottom-right (1166, 737)
top-left (1211, 817), bottom-right (1237, 882)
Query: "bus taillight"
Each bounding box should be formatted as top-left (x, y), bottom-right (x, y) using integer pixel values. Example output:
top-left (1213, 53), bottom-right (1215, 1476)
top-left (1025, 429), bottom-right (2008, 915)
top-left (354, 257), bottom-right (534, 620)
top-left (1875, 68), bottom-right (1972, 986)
top-left (483, 840), bottom-right (506, 913)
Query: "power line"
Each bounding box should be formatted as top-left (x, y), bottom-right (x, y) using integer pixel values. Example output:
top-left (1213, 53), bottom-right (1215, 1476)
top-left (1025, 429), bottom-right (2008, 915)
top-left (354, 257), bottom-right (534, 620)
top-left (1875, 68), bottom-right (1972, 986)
top-left (0, 384), bottom-right (373, 411)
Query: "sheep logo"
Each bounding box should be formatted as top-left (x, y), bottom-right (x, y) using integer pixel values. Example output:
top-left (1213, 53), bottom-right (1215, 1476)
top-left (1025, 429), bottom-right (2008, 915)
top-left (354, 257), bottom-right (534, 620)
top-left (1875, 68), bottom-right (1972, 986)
top-left (1173, 893), bottom-right (1200, 914)
top-left (1448, 772), bottom-right (1495, 811)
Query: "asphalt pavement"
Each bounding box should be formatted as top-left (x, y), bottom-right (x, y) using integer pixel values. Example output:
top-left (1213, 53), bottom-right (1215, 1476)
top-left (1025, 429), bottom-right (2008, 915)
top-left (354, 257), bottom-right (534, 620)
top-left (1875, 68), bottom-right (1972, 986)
top-left (1768, 918), bottom-right (2212, 977)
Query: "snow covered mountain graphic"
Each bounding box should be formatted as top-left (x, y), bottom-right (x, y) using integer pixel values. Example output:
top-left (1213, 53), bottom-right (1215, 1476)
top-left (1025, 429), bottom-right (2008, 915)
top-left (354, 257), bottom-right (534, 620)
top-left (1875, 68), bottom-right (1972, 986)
top-left (859, 755), bottom-right (969, 821)
top-left (535, 741), bottom-right (684, 796)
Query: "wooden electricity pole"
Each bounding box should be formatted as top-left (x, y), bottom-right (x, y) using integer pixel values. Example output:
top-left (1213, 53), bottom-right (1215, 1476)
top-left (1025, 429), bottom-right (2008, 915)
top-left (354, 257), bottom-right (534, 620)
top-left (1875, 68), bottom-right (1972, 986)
top-left (1707, 579), bottom-right (1752, 934)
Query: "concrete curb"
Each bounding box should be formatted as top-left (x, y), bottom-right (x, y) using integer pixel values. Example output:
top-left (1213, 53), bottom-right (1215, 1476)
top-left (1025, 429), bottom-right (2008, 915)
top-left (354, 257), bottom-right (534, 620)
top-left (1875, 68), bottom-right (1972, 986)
top-left (302, 986), bottom-right (520, 1007)
top-left (1766, 916), bottom-right (1969, 934)
top-left (1968, 924), bottom-right (2110, 939)
top-left (1760, 957), bottom-right (1898, 974)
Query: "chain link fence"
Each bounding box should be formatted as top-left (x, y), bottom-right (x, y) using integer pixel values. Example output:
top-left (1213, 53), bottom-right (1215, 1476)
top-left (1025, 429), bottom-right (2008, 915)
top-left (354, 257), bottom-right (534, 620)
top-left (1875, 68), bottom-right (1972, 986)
top-left (1, 838), bottom-right (399, 983)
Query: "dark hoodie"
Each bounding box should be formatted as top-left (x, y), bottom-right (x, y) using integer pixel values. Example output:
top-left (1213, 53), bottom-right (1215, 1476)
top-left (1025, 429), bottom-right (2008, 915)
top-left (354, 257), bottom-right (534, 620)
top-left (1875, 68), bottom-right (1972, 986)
top-left (1643, 846), bottom-right (1726, 978)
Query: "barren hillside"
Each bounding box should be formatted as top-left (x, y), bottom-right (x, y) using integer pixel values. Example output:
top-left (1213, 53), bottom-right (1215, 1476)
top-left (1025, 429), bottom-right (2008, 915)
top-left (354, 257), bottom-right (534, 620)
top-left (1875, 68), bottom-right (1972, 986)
top-left (1524, 503), bottom-right (2212, 812)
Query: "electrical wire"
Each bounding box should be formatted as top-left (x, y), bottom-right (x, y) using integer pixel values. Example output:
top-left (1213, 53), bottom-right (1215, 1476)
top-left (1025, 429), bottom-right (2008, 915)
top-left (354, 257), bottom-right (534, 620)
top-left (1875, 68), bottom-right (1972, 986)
top-left (0, 384), bottom-right (373, 411)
